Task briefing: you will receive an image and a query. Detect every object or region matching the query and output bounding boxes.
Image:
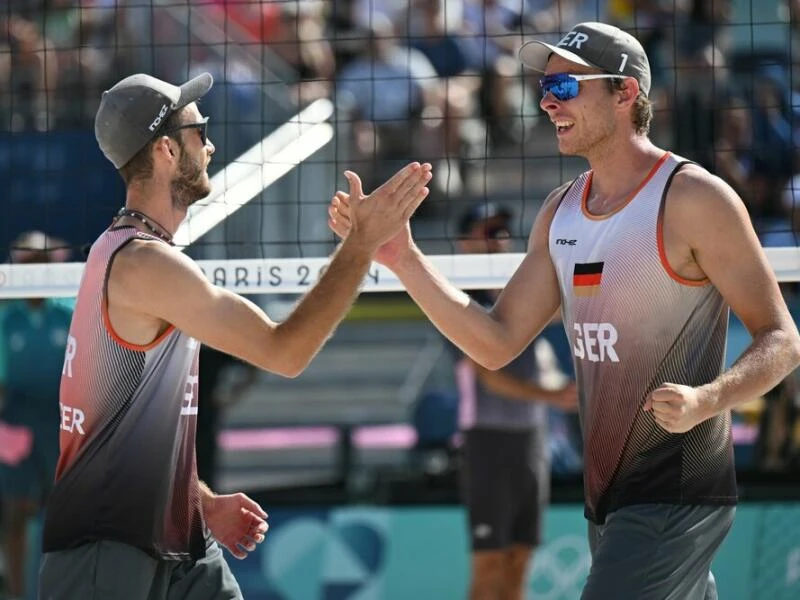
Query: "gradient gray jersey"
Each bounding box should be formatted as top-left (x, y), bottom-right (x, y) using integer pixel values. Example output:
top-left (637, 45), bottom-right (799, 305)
top-left (452, 290), bottom-right (548, 431)
top-left (549, 152), bottom-right (737, 524)
top-left (43, 227), bottom-right (206, 560)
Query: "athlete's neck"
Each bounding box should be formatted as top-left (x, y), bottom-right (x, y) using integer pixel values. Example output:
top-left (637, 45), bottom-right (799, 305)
top-left (122, 184), bottom-right (187, 241)
top-left (585, 136), bottom-right (665, 203)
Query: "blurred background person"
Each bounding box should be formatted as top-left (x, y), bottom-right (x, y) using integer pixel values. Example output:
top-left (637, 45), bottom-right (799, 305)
top-left (451, 202), bottom-right (577, 600)
top-left (0, 231), bottom-right (72, 600)
top-left (196, 345), bottom-right (256, 490)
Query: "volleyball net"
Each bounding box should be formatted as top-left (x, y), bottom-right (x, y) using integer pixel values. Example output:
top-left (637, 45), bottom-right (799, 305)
top-left (2, 1), bottom-right (799, 303)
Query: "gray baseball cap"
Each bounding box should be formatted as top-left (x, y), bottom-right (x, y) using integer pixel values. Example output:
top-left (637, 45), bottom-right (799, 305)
top-left (518, 22), bottom-right (651, 97)
top-left (94, 72), bottom-right (214, 169)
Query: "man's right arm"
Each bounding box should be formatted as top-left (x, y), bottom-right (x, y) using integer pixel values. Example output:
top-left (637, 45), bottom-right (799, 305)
top-left (109, 162), bottom-right (430, 377)
top-left (110, 235), bottom-right (378, 377)
top-left (390, 184), bottom-right (569, 370)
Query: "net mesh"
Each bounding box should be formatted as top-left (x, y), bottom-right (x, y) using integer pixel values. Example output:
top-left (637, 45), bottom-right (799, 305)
top-left (1, 0), bottom-right (798, 284)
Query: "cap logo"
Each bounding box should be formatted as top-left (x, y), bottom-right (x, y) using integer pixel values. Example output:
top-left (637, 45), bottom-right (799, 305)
top-left (558, 31), bottom-right (589, 50)
top-left (148, 104), bottom-right (170, 132)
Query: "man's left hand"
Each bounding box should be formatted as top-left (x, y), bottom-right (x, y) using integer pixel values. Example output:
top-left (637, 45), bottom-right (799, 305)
top-left (204, 492), bottom-right (268, 559)
top-left (644, 382), bottom-right (714, 434)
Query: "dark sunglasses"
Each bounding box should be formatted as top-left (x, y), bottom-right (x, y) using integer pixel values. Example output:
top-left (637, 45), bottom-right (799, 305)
top-left (160, 116), bottom-right (209, 145)
top-left (540, 73), bottom-right (625, 101)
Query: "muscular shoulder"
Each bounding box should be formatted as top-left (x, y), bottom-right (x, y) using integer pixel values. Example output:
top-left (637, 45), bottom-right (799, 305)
top-left (665, 163), bottom-right (751, 245)
top-left (111, 238), bottom-right (203, 297)
top-left (667, 163), bottom-right (747, 219)
top-left (115, 238), bottom-right (196, 275)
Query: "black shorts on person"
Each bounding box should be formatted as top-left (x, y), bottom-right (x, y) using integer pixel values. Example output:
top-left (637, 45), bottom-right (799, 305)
top-left (460, 427), bottom-right (549, 551)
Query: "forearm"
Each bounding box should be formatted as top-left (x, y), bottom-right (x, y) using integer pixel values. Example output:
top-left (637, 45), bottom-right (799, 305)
top-left (704, 326), bottom-right (800, 414)
top-left (274, 236), bottom-right (374, 376)
top-left (393, 247), bottom-right (511, 369)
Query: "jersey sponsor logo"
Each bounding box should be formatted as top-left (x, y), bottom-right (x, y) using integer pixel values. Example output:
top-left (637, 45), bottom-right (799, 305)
top-left (573, 322), bottom-right (619, 363)
top-left (573, 262), bottom-right (603, 297)
top-left (556, 238), bottom-right (577, 246)
top-left (62, 334), bottom-right (77, 377)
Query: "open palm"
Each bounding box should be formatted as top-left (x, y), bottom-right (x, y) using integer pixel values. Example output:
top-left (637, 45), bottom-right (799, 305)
top-left (328, 188), bottom-right (415, 268)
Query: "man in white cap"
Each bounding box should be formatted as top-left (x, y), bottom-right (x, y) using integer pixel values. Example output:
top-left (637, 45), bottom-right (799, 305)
top-left (328, 22), bottom-right (800, 599)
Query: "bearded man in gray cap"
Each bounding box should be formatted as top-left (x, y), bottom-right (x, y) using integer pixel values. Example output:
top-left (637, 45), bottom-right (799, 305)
top-left (38, 72), bottom-right (432, 600)
top-left (328, 22), bottom-right (800, 599)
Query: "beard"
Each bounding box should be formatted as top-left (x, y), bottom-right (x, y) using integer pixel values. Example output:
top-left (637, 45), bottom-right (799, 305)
top-left (171, 149), bottom-right (210, 210)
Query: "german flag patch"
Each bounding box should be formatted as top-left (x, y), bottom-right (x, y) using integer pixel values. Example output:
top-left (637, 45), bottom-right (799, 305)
top-left (573, 262), bottom-right (603, 297)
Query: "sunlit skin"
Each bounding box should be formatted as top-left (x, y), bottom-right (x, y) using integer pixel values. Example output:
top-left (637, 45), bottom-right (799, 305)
top-left (115, 102), bottom-right (216, 239)
top-left (540, 55), bottom-right (673, 223)
top-left (540, 56), bottom-right (622, 159)
top-left (171, 103), bottom-right (215, 210)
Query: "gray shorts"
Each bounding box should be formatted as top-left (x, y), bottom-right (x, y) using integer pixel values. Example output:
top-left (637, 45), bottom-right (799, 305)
top-left (38, 539), bottom-right (242, 600)
top-left (582, 504), bottom-right (735, 600)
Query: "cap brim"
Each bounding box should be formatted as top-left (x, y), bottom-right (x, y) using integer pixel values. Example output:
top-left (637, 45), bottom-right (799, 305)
top-left (518, 40), bottom-right (593, 73)
top-left (176, 72), bottom-right (213, 110)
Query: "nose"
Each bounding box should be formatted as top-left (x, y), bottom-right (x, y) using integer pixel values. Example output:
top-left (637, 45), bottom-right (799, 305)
top-left (540, 91), bottom-right (560, 113)
top-left (207, 137), bottom-right (215, 155)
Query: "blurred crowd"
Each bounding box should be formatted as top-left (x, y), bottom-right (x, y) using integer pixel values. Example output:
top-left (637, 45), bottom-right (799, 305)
top-left (0, 0), bottom-right (798, 235)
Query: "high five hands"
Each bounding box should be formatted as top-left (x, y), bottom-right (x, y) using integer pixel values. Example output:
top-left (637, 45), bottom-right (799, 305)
top-left (330, 162), bottom-right (432, 266)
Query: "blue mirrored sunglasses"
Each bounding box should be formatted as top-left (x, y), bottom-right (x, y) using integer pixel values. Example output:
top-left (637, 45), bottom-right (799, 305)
top-left (540, 73), bottom-right (625, 101)
top-left (160, 116), bottom-right (209, 145)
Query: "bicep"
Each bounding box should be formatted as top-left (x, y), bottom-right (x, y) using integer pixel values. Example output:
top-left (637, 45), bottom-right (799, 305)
top-left (686, 178), bottom-right (792, 334)
top-left (159, 281), bottom-right (278, 365)
top-left (114, 247), bottom-right (278, 369)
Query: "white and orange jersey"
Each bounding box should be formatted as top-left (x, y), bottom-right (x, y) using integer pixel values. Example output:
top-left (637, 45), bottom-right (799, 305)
top-left (43, 226), bottom-right (206, 560)
top-left (549, 152), bottom-right (737, 524)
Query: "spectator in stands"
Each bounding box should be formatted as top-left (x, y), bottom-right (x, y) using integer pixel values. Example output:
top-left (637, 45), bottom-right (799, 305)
top-left (336, 16), bottom-right (447, 193)
top-left (759, 149), bottom-right (800, 247)
top-left (265, 1), bottom-right (336, 107)
top-left (409, 0), bottom-right (485, 193)
top-left (672, 0), bottom-right (734, 170)
top-left (462, 0), bottom-right (526, 146)
top-left (0, 231), bottom-right (73, 600)
top-left (2, 14), bottom-right (59, 131)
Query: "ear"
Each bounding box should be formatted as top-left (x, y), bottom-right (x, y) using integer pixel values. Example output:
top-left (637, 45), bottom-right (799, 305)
top-left (153, 135), bottom-right (178, 163)
top-left (617, 77), bottom-right (639, 106)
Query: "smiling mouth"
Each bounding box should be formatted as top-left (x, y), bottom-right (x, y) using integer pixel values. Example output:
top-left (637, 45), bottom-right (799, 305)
top-left (554, 120), bottom-right (574, 135)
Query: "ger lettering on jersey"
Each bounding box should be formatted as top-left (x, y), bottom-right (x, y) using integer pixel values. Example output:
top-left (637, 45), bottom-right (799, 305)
top-left (43, 226), bottom-right (206, 560)
top-left (548, 152), bottom-right (737, 524)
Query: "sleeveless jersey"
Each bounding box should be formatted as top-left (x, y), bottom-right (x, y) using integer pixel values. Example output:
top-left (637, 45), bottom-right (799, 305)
top-left (43, 227), bottom-right (206, 560)
top-left (548, 152), bottom-right (737, 524)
